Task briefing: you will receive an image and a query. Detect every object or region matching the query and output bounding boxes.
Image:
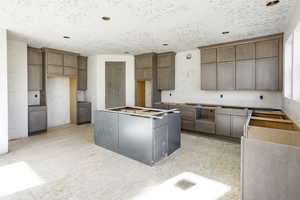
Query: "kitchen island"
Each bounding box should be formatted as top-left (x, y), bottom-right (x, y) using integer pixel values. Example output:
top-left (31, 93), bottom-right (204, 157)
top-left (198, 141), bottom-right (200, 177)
top-left (94, 106), bottom-right (181, 166)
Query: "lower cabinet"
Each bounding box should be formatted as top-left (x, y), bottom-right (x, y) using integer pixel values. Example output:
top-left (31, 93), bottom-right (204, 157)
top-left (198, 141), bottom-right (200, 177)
top-left (28, 106), bottom-right (47, 134)
top-left (77, 102), bottom-right (91, 124)
top-left (231, 115), bottom-right (248, 138)
top-left (215, 114), bottom-right (231, 136)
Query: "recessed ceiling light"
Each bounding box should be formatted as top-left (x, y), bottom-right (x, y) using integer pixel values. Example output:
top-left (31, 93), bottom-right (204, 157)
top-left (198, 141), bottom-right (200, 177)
top-left (222, 31), bottom-right (230, 35)
top-left (63, 36), bottom-right (71, 39)
top-left (266, 0), bottom-right (280, 7)
top-left (162, 43), bottom-right (168, 46)
top-left (102, 16), bottom-right (111, 21)
top-left (124, 51), bottom-right (130, 54)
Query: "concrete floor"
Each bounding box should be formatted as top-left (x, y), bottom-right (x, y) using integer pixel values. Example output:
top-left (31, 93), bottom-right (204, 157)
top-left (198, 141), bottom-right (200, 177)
top-left (0, 124), bottom-right (241, 200)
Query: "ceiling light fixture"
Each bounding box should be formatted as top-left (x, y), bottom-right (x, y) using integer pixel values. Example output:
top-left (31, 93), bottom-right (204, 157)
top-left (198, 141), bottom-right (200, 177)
top-left (124, 51), bottom-right (130, 54)
top-left (63, 36), bottom-right (71, 39)
top-left (222, 31), bottom-right (230, 35)
top-left (102, 16), bottom-right (111, 21)
top-left (266, 0), bottom-right (280, 7)
top-left (162, 43), bottom-right (168, 46)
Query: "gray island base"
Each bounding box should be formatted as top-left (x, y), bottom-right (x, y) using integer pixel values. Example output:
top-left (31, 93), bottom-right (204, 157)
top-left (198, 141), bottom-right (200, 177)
top-left (94, 107), bottom-right (181, 166)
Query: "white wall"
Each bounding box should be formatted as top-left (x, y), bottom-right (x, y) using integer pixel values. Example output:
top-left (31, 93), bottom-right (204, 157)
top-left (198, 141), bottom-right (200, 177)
top-left (161, 49), bottom-right (282, 109)
top-left (0, 28), bottom-right (8, 154)
top-left (7, 40), bottom-right (28, 140)
top-left (283, 0), bottom-right (300, 125)
top-left (86, 54), bottom-right (135, 123)
top-left (47, 77), bottom-right (70, 127)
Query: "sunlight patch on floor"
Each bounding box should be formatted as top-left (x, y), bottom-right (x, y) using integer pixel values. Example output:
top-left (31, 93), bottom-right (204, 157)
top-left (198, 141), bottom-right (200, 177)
top-left (0, 162), bottom-right (44, 197)
top-left (132, 172), bottom-right (231, 200)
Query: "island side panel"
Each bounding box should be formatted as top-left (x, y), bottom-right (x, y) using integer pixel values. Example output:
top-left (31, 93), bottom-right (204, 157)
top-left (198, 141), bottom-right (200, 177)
top-left (167, 113), bottom-right (181, 155)
top-left (94, 111), bottom-right (118, 152)
top-left (118, 114), bottom-right (154, 165)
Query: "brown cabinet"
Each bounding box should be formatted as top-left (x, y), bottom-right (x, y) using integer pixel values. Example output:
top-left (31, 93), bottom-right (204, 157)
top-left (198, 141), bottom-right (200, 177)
top-left (236, 43), bottom-right (255, 60)
top-left (201, 63), bottom-right (217, 90)
top-left (236, 60), bottom-right (255, 90)
top-left (217, 46), bottom-right (235, 62)
top-left (157, 52), bottom-right (175, 90)
top-left (201, 48), bottom-right (217, 64)
top-left (256, 57), bottom-right (279, 90)
top-left (255, 39), bottom-right (279, 59)
top-left (77, 56), bottom-right (88, 90)
top-left (217, 62), bottom-right (235, 90)
top-left (28, 47), bottom-right (43, 91)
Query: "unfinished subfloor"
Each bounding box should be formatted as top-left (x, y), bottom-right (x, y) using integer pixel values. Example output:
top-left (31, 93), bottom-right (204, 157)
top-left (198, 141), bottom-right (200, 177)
top-left (0, 124), bottom-right (241, 200)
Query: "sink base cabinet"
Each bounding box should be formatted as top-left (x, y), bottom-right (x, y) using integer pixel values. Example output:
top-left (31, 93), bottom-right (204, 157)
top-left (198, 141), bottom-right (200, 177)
top-left (94, 111), bottom-right (181, 166)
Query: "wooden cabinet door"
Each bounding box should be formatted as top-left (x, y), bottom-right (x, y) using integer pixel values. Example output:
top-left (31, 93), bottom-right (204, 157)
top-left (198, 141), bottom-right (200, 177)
top-left (28, 49), bottom-right (43, 65)
top-left (64, 67), bottom-right (77, 77)
top-left (181, 120), bottom-right (195, 131)
top-left (78, 103), bottom-right (91, 123)
top-left (215, 114), bottom-right (231, 136)
top-left (135, 54), bottom-right (153, 68)
top-left (47, 52), bottom-right (63, 66)
top-left (256, 57), bottom-right (279, 90)
top-left (64, 54), bottom-right (77, 68)
top-left (201, 63), bottom-right (217, 90)
top-left (217, 46), bottom-right (235, 62)
top-left (236, 43), bottom-right (255, 60)
top-left (47, 65), bottom-right (63, 76)
top-left (143, 68), bottom-right (153, 80)
top-left (78, 70), bottom-right (87, 90)
top-left (231, 115), bottom-right (247, 138)
top-left (28, 65), bottom-right (43, 91)
top-left (157, 67), bottom-right (174, 90)
top-left (256, 39), bottom-right (279, 59)
top-left (78, 56), bottom-right (87, 70)
top-left (236, 60), bottom-right (255, 90)
top-left (217, 62), bottom-right (235, 90)
top-left (201, 48), bottom-right (217, 63)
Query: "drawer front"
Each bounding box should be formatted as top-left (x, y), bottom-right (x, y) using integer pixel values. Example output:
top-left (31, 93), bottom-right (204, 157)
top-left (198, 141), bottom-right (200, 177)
top-left (195, 121), bottom-right (216, 134)
top-left (47, 65), bottom-right (63, 76)
top-left (47, 52), bottom-right (63, 66)
top-left (181, 120), bottom-right (195, 131)
top-left (216, 108), bottom-right (248, 116)
top-left (64, 67), bottom-right (77, 77)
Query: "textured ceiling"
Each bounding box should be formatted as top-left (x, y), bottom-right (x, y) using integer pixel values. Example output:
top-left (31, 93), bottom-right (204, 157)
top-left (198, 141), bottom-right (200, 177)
top-left (0, 0), bottom-right (296, 55)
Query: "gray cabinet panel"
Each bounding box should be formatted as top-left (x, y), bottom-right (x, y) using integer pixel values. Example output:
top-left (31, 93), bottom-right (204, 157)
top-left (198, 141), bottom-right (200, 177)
top-left (158, 67), bottom-right (174, 90)
top-left (217, 46), bottom-right (235, 62)
top-left (236, 43), bottom-right (255, 60)
top-left (181, 120), bottom-right (195, 131)
top-left (77, 102), bottom-right (91, 124)
top-left (215, 114), bottom-right (231, 136)
top-left (236, 60), bottom-right (255, 90)
top-left (158, 54), bottom-right (172, 67)
top-left (256, 57), bottom-right (279, 90)
top-left (47, 52), bottom-right (63, 66)
top-left (201, 48), bottom-right (217, 63)
top-left (217, 62), bottom-right (235, 90)
top-left (28, 48), bottom-right (43, 65)
top-left (195, 120), bottom-right (215, 134)
top-left (201, 63), bottom-right (217, 90)
top-left (78, 69), bottom-right (87, 90)
top-left (63, 66), bottom-right (77, 77)
top-left (64, 54), bottom-right (77, 67)
top-left (78, 56), bottom-right (87, 70)
top-left (28, 106), bottom-right (47, 133)
top-left (28, 65), bottom-right (43, 91)
top-left (47, 65), bottom-right (63, 76)
top-left (231, 115), bottom-right (247, 138)
top-left (256, 39), bottom-right (279, 59)
top-left (143, 68), bottom-right (153, 80)
top-left (167, 113), bottom-right (181, 155)
top-left (135, 54), bottom-right (153, 68)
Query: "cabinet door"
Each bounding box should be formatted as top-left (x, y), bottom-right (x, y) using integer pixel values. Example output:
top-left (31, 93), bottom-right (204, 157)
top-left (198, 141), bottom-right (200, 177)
top-left (64, 54), bottom-right (77, 68)
top-left (64, 67), bottom-right (77, 77)
top-left (28, 49), bottom-right (43, 65)
top-left (78, 70), bottom-right (87, 90)
top-left (29, 110), bottom-right (47, 133)
top-left (181, 120), bottom-right (195, 131)
top-left (47, 65), bottom-right (63, 76)
top-left (47, 52), bottom-right (63, 65)
top-left (143, 68), bottom-right (153, 80)
top-left (236, 43), bottom-right (255, 60)
top-left (215, 114), bottom-right (231, 136)
top-left (256, 58), bottom-right (279, 90)
top-left (28, 65), bottom-right (43, 91)
top-left (201, 63), bottom-right (217, 90)
top-left (201, 48), bottom-right (217, 63)
top-left (158, 67), bottom-right (174, 90)
top-left (231, 115), bottom-right (247, 138)
top-left (217, 62), bottom-right (235, 90)
top-left (135, 54), bottom-right (153, 68)
top-left (78, 104), bottom-right (91, 123)
top-left (256, 39), bottom-right (279, 59)
top-left (236, 60), bottom-right (255, 90)
top-left (78, 56), bottom-right (87, 70)
top-left (217, 46), bottom-right (235, 62)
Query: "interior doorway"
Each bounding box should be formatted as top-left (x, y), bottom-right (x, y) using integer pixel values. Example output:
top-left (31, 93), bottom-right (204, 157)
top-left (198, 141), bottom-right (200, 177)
top-left (105, 62), bottom-right (126, 108)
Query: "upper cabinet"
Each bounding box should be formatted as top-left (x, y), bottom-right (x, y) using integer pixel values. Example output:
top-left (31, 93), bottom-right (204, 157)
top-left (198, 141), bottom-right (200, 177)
top-left (217, 46), bottom-right (235, 62)
top-left (157, 52), bottom-right (175, 90)
top-left (135, 53), bottom-right (156, 81)
top-left (43, 48), bottom-right (79, 77)
top-left (78, 56), bottom-right (88, 91)
top-left (28, 47), bottom-right (43, 91)
top-left (199, 33), bottom-right (283, 91)
top-left (201, 48), bottom-right (217, 63)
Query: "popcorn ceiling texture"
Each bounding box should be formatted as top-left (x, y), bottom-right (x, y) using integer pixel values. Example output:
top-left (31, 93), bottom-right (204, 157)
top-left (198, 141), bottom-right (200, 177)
top-left (0, 0), bottom-right (296, 55)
